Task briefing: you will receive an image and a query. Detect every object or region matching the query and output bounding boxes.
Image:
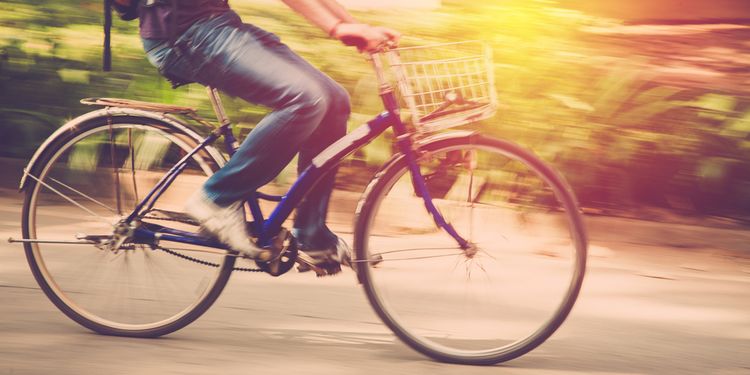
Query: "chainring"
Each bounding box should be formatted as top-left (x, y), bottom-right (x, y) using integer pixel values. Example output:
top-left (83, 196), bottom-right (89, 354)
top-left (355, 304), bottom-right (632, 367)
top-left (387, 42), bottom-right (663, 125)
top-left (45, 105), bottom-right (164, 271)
top-left (255, 228), bottom-right (299, 277)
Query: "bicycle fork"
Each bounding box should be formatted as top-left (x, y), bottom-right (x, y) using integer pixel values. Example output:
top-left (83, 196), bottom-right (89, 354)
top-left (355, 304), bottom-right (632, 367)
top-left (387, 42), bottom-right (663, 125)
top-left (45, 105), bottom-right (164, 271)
top-left (396, 132), bottom-right (472, 251)
top-left (372, 51), bottom-right (472, 252)
top-left (383, 108), bottom-right (472, 251)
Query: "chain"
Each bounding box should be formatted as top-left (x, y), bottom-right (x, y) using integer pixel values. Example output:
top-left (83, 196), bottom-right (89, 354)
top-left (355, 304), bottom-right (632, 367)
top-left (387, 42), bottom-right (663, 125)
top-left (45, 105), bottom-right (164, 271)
top-left (142, 215), bottom-right (195, 224)
top-left (142, 212), bottom-right (264, 272)
top-left (155, 246), bottom-right (264, 273)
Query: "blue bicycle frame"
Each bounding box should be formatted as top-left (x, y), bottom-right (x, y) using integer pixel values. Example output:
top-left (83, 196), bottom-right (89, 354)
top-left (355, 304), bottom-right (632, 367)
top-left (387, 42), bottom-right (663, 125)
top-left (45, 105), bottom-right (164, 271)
top-left (126, 56), bottom-right (470, 253)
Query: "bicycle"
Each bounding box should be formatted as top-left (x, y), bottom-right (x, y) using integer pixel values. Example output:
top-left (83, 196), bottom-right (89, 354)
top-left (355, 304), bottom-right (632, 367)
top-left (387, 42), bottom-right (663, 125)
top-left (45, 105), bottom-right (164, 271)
top-left (10, 41), bottom-right (587, 365)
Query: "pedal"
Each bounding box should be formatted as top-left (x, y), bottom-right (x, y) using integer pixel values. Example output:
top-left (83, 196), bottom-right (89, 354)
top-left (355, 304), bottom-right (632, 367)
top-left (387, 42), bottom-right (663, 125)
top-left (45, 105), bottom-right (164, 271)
top-left (296, 252), bottom-right (338, 277)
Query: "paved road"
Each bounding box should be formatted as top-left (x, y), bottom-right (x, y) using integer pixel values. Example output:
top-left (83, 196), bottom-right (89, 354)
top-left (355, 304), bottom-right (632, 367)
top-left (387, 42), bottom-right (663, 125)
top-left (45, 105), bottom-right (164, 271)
top-left (1, 188), bottom-right (749, 375)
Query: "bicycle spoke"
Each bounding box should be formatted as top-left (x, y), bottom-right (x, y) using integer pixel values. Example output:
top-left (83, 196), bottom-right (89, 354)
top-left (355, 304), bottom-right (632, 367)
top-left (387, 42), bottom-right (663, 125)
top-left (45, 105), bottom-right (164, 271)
top-left (24, 171), bottom-right (113, 226)
top-left (373, 246), bottom-right (463, 255)
top-left (356, 247), bottom-right (464, 263)
top-left (129, 128), bottom-right (140, 204)
top-left (356, 253), bottom-right (462, 262)
top-left (467, 150), bottom-right (476, 242)
top-left (109, 118), bottom-right (122, 215)
top-left (48, 176), bottom-right (118, 215)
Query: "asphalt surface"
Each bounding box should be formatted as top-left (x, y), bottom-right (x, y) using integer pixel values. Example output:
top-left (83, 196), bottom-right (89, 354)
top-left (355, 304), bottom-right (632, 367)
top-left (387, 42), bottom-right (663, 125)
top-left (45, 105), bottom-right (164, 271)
top-left (1, 186), bottom-right (749, 375)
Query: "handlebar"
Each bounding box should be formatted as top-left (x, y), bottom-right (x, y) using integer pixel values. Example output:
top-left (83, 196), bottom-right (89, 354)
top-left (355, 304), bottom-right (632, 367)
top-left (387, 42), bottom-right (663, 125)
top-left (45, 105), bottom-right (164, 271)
top-left (340, 35), bottom-right (398, 54)
top-left (339, 35), bottom-right (398, 91)
top-left (339, 35), bottom-right (368, 50)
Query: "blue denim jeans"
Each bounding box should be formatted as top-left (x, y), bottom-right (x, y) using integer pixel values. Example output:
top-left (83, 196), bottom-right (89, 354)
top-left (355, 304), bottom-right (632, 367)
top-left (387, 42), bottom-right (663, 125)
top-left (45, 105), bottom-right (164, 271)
top-left (143, 10), bottom-right (349, 249)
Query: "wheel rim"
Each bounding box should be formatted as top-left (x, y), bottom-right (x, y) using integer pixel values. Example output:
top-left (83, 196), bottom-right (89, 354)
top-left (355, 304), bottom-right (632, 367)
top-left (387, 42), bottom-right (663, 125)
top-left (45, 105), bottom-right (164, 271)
top-left (27, 122), bottom-right (230, 331)
top-left (360, 141), bottom-right (586, 361)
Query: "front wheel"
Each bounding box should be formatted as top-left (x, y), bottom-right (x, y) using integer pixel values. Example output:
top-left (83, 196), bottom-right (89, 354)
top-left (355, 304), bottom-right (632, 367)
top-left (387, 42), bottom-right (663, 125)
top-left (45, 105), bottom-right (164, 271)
top-left (354, 133), bottom-right (587, 365)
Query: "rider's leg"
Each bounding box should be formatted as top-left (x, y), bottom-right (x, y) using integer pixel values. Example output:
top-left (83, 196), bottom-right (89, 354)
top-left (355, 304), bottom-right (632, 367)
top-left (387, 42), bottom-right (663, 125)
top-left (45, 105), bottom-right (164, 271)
top-left (258, 40), bottom-right (351, 255)
top-left (172, 13), bottom-right (346, 205)
top-left (293, 112), bottom-right (354, 270)
top-left (149, 11), bottom-right (349, 255)
top-left (292, 76), bottom-right (349, 250)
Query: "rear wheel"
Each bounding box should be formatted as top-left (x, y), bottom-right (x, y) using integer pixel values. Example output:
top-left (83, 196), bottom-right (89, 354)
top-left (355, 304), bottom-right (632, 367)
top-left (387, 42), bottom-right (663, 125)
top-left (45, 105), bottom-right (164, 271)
top-left (22, 115), bottom-right (235, 337)
top-left (354, 134), bottom-right (587, 364)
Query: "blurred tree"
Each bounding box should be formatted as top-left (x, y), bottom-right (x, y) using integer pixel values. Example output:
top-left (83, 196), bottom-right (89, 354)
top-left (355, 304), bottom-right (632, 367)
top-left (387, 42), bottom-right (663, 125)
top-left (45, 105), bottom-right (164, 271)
top-left (0, 0), bottom-right (748, 218)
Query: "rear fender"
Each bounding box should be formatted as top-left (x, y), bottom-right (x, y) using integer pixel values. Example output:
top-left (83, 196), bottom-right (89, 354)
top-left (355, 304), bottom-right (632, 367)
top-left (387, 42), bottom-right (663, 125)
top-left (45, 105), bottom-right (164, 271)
top-left (18, 107), bottom-right (225, 191)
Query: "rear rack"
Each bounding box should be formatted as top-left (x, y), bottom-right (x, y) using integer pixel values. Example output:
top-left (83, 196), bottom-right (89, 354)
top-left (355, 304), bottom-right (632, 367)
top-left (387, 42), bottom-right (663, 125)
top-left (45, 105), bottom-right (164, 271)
top-left (81, 98), bottom-right (196, 114)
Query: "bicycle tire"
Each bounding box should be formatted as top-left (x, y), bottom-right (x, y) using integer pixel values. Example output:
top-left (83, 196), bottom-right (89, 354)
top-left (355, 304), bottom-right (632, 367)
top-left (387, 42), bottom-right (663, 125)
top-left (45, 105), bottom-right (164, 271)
top-left (22, 114), bottom-right (236, 338)
top-left (354, 133), bottom-right (587, 365)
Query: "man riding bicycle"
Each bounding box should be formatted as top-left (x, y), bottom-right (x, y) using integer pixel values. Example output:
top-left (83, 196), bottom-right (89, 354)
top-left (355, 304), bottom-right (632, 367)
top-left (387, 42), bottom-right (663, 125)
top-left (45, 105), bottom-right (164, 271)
top-left (113, 0), bottom-right (400, 273)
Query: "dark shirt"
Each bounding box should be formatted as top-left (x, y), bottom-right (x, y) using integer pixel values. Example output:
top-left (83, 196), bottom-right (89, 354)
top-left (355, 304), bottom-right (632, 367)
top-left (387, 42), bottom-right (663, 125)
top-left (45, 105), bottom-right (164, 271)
top-left (139, 0), bottom-right (230, 40)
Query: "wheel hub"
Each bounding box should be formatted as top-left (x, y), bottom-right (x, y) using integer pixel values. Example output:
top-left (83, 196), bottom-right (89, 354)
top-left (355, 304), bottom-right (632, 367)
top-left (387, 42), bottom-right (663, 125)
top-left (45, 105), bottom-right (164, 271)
top-left (464, 242), bottom-right (479, 258)
top-left (86, 220), bottom-right (140, 253)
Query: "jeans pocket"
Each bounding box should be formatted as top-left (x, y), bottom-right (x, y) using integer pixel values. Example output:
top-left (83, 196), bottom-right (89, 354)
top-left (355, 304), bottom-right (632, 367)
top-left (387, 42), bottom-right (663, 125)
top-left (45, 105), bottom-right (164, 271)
top-left (148, 45), bottom-right (198, 88)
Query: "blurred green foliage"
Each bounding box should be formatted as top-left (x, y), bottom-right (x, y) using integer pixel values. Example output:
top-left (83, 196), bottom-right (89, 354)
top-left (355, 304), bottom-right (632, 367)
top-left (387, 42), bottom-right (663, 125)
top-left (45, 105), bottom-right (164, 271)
top-left (1, 0), bottom-right (748, 217)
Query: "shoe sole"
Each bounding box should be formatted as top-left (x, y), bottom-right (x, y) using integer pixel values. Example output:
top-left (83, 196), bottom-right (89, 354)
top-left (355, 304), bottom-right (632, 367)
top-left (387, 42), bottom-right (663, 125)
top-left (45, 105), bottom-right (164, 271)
top-left (296, 252), bottom-right (344, 276)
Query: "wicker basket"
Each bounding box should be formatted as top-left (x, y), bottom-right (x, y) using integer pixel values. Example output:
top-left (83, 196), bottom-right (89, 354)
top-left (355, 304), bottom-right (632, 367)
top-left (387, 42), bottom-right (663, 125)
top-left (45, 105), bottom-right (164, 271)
top-left (387, 41), bottom-right (498, 132)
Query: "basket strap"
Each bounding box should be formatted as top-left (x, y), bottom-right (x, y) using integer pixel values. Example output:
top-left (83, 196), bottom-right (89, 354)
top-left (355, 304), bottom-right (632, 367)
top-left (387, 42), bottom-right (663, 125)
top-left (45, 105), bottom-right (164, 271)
top-left (103, 0), bottom-right (113, 72)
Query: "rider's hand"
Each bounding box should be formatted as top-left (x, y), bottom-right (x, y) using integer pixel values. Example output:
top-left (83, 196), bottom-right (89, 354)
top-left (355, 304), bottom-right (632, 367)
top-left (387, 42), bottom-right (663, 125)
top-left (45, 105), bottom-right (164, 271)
top-left (331, 23), bottom-right (401, 53)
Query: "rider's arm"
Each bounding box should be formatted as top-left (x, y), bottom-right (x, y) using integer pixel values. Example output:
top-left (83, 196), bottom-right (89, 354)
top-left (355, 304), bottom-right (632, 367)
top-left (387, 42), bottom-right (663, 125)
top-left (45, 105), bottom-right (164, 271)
top-left (281, 0), bottom-right (344, 35)
top-left (318, 0), bottom-right (358, 24)
top-left (281, 0), bottom-right (400, 51)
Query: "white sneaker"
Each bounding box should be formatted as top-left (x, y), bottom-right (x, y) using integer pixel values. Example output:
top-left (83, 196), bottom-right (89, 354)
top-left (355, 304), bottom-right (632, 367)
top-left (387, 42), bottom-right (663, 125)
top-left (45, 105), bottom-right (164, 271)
top-left (184, 189), bottom-right (271, 261)
top-left (297, 237), bottom-right (352, 275)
